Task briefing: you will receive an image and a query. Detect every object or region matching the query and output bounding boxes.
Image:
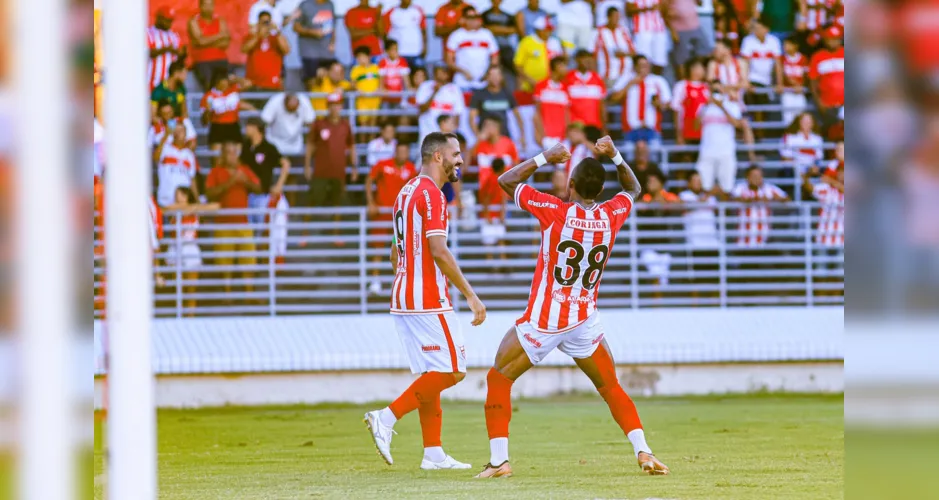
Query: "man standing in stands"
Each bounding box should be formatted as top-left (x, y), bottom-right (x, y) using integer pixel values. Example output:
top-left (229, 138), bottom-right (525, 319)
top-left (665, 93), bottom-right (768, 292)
top-left (470, 67), bottom-right (526, 152)
top-left (188, 0), bottom-right (231, 91)
top-left (435, 0), bottom-right (468, 51)
top-left (147, 6), bottom-right (184, 92)
top-left (446, 6), bottom-right (499, 95)
top-left (514, 16), bottom-right (566, 151)
top-left (481, 0), bottom-right (517, 73)
top-left (382, 0), bottom-right (427, 69)
top-left (533, 56), bottom-right (571, 149)
top-left (731, 165), bottom-right (789, 248)
top-left (346, 0), bottom-right (383, 59)
top-left (150, 61), bottom-right (189, 119)
top-left (565, 50), bottom-right (607, 131)
top-left (415, 66), bottom-right (466, 144)
top-left (592, 7), bottom-right (634, 88)
top-left (242, 117), bottom-right (292, 230)
top-left (305, 93), bottom-right (356, 209)
top-left (627, 0), bottom-right (669, 74)
top-left (664, 0), bottom-right (712, 80)
top-left (294, 0), bottom-right (337, 88)
top-left (609, 55), bottom-right (671, 145)
top-left (808, 25), bottom-right (844, 137)
top-left (261, 92), bottom-right (315, 157)
top-left (365, 142), bottom-right (416, 295)
top-left (243, 11), bottom-right (291, 91)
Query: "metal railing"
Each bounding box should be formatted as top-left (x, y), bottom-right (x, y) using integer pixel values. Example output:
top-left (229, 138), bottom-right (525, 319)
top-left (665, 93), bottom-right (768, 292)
top-left (92, 202), bottom-right (844, 318)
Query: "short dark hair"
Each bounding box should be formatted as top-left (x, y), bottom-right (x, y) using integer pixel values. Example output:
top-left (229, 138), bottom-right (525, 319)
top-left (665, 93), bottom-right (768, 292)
top-left (684, 57), bottom-right (705, 76)
top-left (647, 170), bottom-right (666, 186)
top-left (583, 125), bottom-right (603, 143)
top-left (420, 132), bottom-right (459, 163)
top-left (570, 158), bottom-right (606, 199)
top-left (211, 69), bottom-right (229, 87)
top-left (245, 117), bottom-right (265, 135)
top-left (550, 56), bottom-right (567, 71)
top-left (175, 186), bottom-right (197, 204)
top-left (168, 60), bottom-right (187, 77)
top-left (574, 49), bottom-right (592, 59)
top-left (745, 164), bottom-right (762, 175)
top-left (632, 54), bottom-right (648, 66)
top-left (354, 46), bottom-right (371, 58)
top-left (491, 158), bottom-right (506, 173)
top-left (257, 10), bottom-right (272, 20)
top-left (436, 114), bottom-right (453, 127)
top-left (384, 38), bottom-right (398, 50)
top-left (606, 6), bottom-right (619, 17)
top-left (380, 120), bottom-right (396, 130)
top-left (462, 5), bottom-right (477, 15)
top-left (481, 115), bottom-right (503, 129)
top-left (784, 34), bottom-right (800, 46)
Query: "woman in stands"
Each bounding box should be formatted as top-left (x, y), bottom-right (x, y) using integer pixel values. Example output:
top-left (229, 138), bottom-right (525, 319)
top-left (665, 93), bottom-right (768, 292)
top-left (163, 187), bottom-right (219, 316)
top-left (201, 70), bottom-right (255, 160)
top-left (780, 111), bottom-right (824, 176)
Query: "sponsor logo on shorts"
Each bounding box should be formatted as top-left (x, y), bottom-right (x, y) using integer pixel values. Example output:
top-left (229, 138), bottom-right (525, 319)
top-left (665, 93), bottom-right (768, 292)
top-left (422, 345), bottom-right (441, 352)
top-left (528, 200), bottom-right (558, 209)
top-left (592, 333), bottom-right (605, 345)
top-left (523, 333), bottom-right (542, 348)
top-left (552, 289), bottom-right (597, 305)
top-left (565, 217), bottom-right (610, 231)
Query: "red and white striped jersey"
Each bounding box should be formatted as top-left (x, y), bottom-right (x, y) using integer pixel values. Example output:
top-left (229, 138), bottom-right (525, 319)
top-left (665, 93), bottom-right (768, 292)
top-left (146, 26), bottom-right (181, 91)
top-left (513, 184), bottom-right (634, 333)
top-left (801, 0), bottom-right (830, 30)
top-left (591, 26), bottom-right (635, 84)
top-left (627, 0), bottom-right (666, 33)
top-left (611, 73), bottom-right (671, 132)
top-left (781, 132), bottom-right (824, 173)
top-left (782, 53), bottom-right (809, 87)
top-left (811, 183), bottom-right (844, 247)
top-left (730, 182), bottom-right (786, 247)
top-left (715, 57), bottom-right (743, 93)
top-left (148, 196), bottom-right (164, 252)
top-left (390, 175), bottom-right (453, 314)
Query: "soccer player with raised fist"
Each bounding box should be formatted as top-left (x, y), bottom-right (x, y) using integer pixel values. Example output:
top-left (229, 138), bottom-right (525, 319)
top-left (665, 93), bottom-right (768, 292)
top-left (475, 137), bottom-right (670, 478)
top-left (363, 132), bottom-right (486, 470)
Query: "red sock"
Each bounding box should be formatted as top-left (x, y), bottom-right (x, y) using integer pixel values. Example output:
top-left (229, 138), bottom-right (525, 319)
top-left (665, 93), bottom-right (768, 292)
top-left (418, 393), bottom-right (443, 447)
top-left (592, 345), bottom-right (643, 434)
top-left (484, 368), bottom-right (514, 439)
top-left (389, 372), bottom-right (457, 420)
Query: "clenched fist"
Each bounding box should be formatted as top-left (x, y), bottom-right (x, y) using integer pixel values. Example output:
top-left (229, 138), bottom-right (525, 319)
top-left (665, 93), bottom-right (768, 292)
top-left (543, 142), bottom-right (571, 165)
top-left (594, 135), bottom-right (617, 157)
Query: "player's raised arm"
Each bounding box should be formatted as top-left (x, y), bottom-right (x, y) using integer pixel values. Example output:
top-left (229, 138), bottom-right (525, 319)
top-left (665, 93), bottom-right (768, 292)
top-left (427, 235), bottom-right (486, 326)
top-left (497, 143), bottom-right (571, 196)
top-left (594, 136), bottom-right (641, 200)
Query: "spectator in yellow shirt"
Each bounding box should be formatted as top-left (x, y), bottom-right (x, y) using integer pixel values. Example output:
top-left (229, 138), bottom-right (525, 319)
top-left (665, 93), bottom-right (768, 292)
top-left (512, 16), bottom-right (569, 154)
top-left (309, 59), bottom-right (352, 112)
top-left (350, 46), bottom-right (382, 140)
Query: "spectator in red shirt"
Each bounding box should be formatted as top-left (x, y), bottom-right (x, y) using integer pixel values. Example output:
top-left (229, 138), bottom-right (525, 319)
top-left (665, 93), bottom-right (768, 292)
top-left (205, 141), bottom-right (263, 295)
top-left (533, 56), bottom-right (571, 149)
top-left (671, 57), bottom-right (709, 148)
top-left (473, 115), bottom-right (519, 189)
top-left (201, 71), bottom-right (256, 156)
top-left (304, 93), bottom-right (357, 208)
top-left (188, 0), bottom-right (232, 91)
top-left (377, 39), bottom-right (412, 114)
top-left (435, 0), bottom-right (468, 50)
top-left (346, 0), bottom-right (382, 58)
top-left (365, 142), bottom-right (416, 293)
top-left (242, 11), bottom-right (291, 91)
top-left (564, 49), bottom-right (607, 130)
top-left (477, 157), bottom-right (508, 259)
top-left (809, 25), bottom-right (844, 133)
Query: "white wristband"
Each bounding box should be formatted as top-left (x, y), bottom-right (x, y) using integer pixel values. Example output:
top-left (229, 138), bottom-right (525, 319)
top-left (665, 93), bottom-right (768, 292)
top-left (534, 153), bottom-right (547, 167)
top-left (612, 151), bottom-right (625, 166)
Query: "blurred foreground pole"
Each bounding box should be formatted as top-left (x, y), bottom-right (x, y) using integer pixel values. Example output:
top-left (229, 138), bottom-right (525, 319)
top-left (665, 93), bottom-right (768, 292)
top-left (103, 0), bottom-right (157, 497)
top-left (14, 0), bottom-right (73, 497)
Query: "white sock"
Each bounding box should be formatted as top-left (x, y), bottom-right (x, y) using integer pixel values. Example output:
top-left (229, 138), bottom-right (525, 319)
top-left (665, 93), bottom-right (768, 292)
top-left (489, 437), bottom-right (509, 465)
top-left (378, 407), bottom-right (397, 427)
top-left (627, 429), bottom-right (652, 457)
top-left (424, 446), bottom-right (446, 462)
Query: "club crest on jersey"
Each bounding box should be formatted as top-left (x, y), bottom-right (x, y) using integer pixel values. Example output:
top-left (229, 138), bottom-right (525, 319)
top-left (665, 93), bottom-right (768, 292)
top-left (565, 217), bottom-right (610, 231)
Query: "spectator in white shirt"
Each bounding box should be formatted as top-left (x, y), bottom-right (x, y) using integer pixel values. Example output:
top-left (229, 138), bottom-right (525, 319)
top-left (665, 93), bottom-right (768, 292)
top-left (740, 16), bottom-right (783, 127)
top-left (556, 0), bottom-right (595, 51)
top-left (609, 55), bottom-right (671, 145)
top-left (416, 66), bottom-right (467, 144)
top-left (730, 165), bottom-right (789, 248)
top-left (445, 6), bottom-right (499, 92)
top-left (154, 122), bottom-right (200, 207)
top-left (383, 0), bottom-right (428, 68)
top-left (592, 7), bottom-right (635, 87)
top-left (780, 112), bottom-right (824, 175)
top-left (695, 81), bottom-right (745, 195)
top-left (260, 92), bottom-right (315, 156)
top-left (679, 171), bottom-right (720, 249)
top-left (149, 101), bottom-right (197, 150)
top-left (367, 122), bottom-right (398, 166)
top-left (248, 0), bottom-right (289, 27)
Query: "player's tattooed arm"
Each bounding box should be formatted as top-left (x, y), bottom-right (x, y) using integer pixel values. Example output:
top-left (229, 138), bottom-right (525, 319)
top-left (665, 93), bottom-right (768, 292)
top-left (497, 143), bottom-right (571, 196)
top-left (595, 136), bottom-right (641, 200)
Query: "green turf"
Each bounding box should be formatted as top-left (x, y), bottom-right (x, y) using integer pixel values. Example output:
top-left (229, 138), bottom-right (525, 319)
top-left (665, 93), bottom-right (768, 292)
top-left (94, 394), bottom-right (843, 500)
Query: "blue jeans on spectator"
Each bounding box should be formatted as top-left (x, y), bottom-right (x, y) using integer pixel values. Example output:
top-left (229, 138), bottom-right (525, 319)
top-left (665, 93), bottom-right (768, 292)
top-left (625, 127), bottom-right (661, 144)
top-left (403, 56), bottom-right (425, 71)
top-left (248, 193), bottom-right (271, 236)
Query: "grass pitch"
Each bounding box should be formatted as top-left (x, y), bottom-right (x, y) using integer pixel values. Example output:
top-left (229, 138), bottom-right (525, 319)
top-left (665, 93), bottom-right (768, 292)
top-left (94, 394), bottom-right (843, 500)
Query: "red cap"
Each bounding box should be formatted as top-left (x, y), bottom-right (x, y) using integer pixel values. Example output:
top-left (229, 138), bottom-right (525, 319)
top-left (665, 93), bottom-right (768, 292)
top-left (156, 6), bottom-right (176, 19)
top-left (533, 16), bottom-right (553, 31)
top-left (823, 25), bottom-right (842, 39)
top-left (326, 92), bottom-right (343, 104)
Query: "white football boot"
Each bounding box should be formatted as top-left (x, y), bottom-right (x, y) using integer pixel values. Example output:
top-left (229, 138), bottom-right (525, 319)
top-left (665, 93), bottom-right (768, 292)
top-left (420, 455), bottom-right (472, 470)
top-left (363, 410), bottom-right (396, 465)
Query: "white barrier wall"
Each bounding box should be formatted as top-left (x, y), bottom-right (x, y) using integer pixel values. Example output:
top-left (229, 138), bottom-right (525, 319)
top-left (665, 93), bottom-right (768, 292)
top-left (92, 308), bottom-right (843, 408)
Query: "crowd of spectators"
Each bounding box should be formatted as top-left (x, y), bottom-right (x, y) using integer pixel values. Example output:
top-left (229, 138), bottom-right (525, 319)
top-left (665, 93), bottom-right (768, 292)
top-left (93, 0), bottom-right (846, 311)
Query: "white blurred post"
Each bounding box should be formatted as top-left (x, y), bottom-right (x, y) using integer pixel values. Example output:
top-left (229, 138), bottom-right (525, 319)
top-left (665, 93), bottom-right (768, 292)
top-left (14, 0), bottom-right (72, 497)
top-left (104, 0), bottom-right (157, 497)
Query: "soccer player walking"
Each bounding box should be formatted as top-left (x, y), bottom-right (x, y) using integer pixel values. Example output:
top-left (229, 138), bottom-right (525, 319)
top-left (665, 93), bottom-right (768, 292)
top-left (364, 132), bottom-right (487, 470)
top-left (475, 137), bottom-right (670, 478)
